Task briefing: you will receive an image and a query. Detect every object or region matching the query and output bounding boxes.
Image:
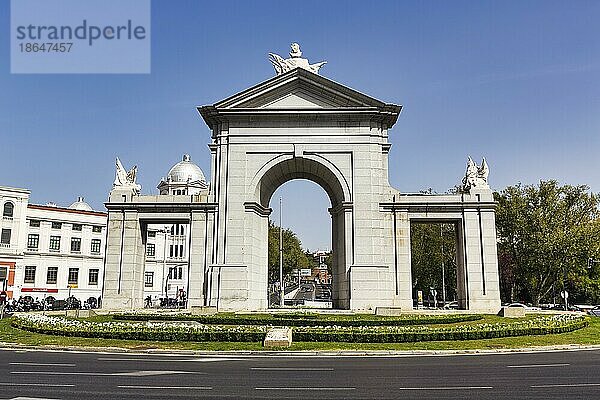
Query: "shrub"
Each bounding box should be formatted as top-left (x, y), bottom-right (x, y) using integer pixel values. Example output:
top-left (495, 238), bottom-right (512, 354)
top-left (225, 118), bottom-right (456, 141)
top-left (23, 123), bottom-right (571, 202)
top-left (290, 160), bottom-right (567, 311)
top-left (292, 314), bottom-right (588, 342)
top-left (11, 313), bottom-right (587, 344)
top-left (11, 314), bottom-right (265, 342)
top-left (112, 312), bottom-right (483, 327)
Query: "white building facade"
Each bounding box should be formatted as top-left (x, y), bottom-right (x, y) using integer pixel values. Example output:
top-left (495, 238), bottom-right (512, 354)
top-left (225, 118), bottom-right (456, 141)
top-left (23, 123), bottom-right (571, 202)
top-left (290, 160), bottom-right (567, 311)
top-left (0, 186), bottom-right (107, 304)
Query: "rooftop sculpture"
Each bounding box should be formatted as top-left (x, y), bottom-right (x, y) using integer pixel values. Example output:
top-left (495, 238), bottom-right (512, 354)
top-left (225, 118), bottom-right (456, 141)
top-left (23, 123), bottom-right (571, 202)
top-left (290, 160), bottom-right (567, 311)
top-left (268, 43), bottom-right (327, 75)
top-left (113, 157), bottom-right (141, 192)
top-left (462, 156), bottom-right (489, 191)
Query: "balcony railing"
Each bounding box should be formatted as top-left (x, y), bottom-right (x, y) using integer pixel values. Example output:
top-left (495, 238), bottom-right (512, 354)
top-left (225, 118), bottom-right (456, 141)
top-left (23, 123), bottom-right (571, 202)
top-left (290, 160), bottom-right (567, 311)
top-left (0, 243), bottom-right (10, 249)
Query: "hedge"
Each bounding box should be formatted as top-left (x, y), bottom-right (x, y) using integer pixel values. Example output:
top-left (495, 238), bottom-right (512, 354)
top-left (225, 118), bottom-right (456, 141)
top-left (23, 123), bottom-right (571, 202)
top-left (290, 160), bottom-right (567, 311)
top-left (112, 312), bottom-right (483, 327)
top-left (11, 313), bottom-right (587, 343)
top-left (292, 315), bottom-right (588, 342)
top-left (12, 314), bottom-right (265, 342)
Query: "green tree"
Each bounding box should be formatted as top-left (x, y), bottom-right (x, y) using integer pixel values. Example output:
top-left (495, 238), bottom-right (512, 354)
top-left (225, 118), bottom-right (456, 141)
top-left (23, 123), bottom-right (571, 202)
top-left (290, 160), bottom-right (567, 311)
top-left (267, 220), bottom-right (310, 283)
top-left (495, 181), bottom-right (600, 305)
top-left (410, 223), bottom-right (458, 302)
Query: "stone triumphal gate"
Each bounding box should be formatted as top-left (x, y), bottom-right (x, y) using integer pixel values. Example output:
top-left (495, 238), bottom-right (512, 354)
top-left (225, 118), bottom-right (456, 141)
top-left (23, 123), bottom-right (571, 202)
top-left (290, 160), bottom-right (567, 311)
top-left (103, 45), bottom-right (501, 312)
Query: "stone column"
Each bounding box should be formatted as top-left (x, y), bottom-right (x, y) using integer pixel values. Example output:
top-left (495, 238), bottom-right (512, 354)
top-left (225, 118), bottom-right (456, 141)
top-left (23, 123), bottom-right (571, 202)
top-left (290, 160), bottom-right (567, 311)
top-left (394, 210), bottom-right (413, 309)
top-left (461, 190), bottom-right (501, 312)
top-left (326, 203), bottom-right (353, 309)
top-left (455, 222), bottom-right (468, 309)
top-left (102, 209), bottom-right (145, 309)
top-left (188, 210), bottom-right (210, 307)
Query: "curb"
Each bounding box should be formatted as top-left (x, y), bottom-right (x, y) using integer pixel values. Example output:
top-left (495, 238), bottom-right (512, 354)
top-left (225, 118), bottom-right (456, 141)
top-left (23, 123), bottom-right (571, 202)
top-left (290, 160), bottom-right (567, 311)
top-left (2, 341), bottom-right (600, 357)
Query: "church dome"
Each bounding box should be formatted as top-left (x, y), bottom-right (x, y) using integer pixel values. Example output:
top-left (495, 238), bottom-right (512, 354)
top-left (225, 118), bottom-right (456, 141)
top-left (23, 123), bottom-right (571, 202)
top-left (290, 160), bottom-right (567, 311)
top-left (166, 154), bottom-right (206, 183)
top-left (68, 196), bottom-right (93, 211)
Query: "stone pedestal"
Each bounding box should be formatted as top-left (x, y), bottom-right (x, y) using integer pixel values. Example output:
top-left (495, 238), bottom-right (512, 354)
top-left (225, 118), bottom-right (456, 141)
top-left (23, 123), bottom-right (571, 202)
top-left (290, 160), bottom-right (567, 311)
top-left (263, 327), bottom-right (292, 347)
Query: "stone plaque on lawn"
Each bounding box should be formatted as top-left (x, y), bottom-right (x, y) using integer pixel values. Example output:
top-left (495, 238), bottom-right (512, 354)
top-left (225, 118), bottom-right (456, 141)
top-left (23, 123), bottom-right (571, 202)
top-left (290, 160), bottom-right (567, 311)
top-left (264, 327), bottom-right (292, 347)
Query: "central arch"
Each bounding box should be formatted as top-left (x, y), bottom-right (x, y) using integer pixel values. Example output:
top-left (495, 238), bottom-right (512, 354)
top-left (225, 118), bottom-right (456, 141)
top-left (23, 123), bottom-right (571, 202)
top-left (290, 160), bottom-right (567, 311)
top-left (253, 156), bottom-right (351, 308)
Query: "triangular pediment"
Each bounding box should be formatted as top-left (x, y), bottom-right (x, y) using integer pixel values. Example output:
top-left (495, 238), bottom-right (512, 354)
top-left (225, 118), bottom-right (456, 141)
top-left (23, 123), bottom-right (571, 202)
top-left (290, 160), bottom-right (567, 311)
top-left (260, 91), bottom-right (338, 109)
top-left (212, 68), bottom-right (387, 109)
top-left (198, 68), bottom-right (402, 130)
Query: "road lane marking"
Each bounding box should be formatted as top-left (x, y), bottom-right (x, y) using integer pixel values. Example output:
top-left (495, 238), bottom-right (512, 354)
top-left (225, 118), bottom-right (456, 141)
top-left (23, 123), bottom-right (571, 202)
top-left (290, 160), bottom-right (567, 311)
top-left (255, 387), bottom-right (355, 391)
top-left (0, 383), bottom-right (74, 387)
top-left (114, 370), bottom-right (198, 377)
top-left (507, 363), bottom-right (570, 368)
top-left (7, 397), bottom-right (61, 400)
top-left (98, 357), bottom-right (239, 362)
top-left (9, 362), bottom-right (76, 367)
top-left (531, 383), bottom-right (600, 388)
top-left (251, 367), bottom-right (334, 371)
top-left (8, 397), bottom-right (61, 400)
top-left (11, 370), bottom-right (203, 377)
top-left (396, 386), bottom-right (493, 390)
top-left (119, 385), bottom-right (212, 390)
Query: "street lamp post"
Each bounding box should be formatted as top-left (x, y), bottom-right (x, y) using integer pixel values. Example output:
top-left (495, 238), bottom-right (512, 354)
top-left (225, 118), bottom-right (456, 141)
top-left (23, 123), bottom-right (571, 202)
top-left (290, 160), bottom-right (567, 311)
top-left (440, 224), bottom-right (446, 307)
top-left (562, 263), bottom-right (568, 311)
top-left (279, 197), bottom-right (284, 307)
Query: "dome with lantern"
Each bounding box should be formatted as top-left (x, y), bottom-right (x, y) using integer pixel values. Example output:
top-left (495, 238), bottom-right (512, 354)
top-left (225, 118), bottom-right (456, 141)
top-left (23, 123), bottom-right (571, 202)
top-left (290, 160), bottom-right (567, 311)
top-left (157, 154), bottom-right (208, 195)
top-left (68, 196), bottom-right (94, 211)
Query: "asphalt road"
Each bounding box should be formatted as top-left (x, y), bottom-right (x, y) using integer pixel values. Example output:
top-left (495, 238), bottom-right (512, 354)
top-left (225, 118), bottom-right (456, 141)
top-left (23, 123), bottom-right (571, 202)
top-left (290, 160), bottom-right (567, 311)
top-left (1, 348), bottom-right (600, 399)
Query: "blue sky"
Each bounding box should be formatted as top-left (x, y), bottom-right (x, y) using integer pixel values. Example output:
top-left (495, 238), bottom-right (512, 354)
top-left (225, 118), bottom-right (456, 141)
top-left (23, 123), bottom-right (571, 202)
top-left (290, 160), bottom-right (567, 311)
top-left (1, 0), bottom-right (599, 251)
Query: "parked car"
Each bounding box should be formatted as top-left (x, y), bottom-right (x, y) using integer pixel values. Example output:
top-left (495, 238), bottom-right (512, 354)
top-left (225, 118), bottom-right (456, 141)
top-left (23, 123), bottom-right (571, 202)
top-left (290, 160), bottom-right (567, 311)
top-left (443, 301), bottom-right (459, 309)
top-left (507, 302), bottom-right (542, 311)
top-left (588, 307), bottom-right (600, 317)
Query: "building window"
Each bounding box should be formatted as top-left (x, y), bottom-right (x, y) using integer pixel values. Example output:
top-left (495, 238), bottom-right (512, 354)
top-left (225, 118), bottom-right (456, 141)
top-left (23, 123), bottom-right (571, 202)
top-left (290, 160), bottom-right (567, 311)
top-left (27, 234), bottom-right (39, 250)
top-left (49, 235), bottom-right (61, 251)
top-left (29, 219), bottom-right (40, 227)
top-left (169, 267), bottom-right (183, 280)
top-left (72, 224), bottom-right (82, 231)
top-left (70, 237), bottom-right (81, 253)
top-left (88, 269), bottom-right (99, 285)
top-left (90, 239), bottom-right (101, 254)
top-left (24, 266), bottom-right (36, 284)
top-left (171, 224), bottom-right (185, 236)
top-left (92, 225), bottom-right (102, 233)
top-left (51, 222), bottom-right (62, 229)
top-left (2, 202), bottom-right (14, 217)
top-left (169, 245), bottom-right (173, 258)
top-left (145, 272), bottom-right (154, 287)
top-left (1, 229), bottom-right (11, 245)
top-left (68, 268), bottom-right (79, 285)
top-left (147, 231), bottom-right (156, 238)
top-left (146, 243), bottom-right (155, 257)
top-left (47, 267), bottom-right (58, 284)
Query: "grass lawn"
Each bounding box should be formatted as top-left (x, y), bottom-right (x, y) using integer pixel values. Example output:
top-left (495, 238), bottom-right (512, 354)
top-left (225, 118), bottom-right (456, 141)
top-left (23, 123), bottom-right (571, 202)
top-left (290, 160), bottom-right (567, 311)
top-left (1, 314), bottom-right (598, 352)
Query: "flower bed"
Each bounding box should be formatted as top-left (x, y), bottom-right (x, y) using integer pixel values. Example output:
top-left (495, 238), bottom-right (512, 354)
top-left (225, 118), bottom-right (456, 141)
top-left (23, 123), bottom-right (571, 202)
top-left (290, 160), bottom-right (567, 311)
top-left (293, 314), bottom-right (588, 342)
top-left (11, 313), bottom-right (587, 343)
top-left (112, 312), bottom-right (483, 327)
top-left (11, 314), bottom-right (265, 342)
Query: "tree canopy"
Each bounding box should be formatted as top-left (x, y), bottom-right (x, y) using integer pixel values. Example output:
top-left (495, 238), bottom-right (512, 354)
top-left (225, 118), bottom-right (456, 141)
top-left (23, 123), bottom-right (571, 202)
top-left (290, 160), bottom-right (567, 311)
top-left (267, 220), bottom-right (311, 283)
top-left (494, 180), bottom-right (600, 305)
